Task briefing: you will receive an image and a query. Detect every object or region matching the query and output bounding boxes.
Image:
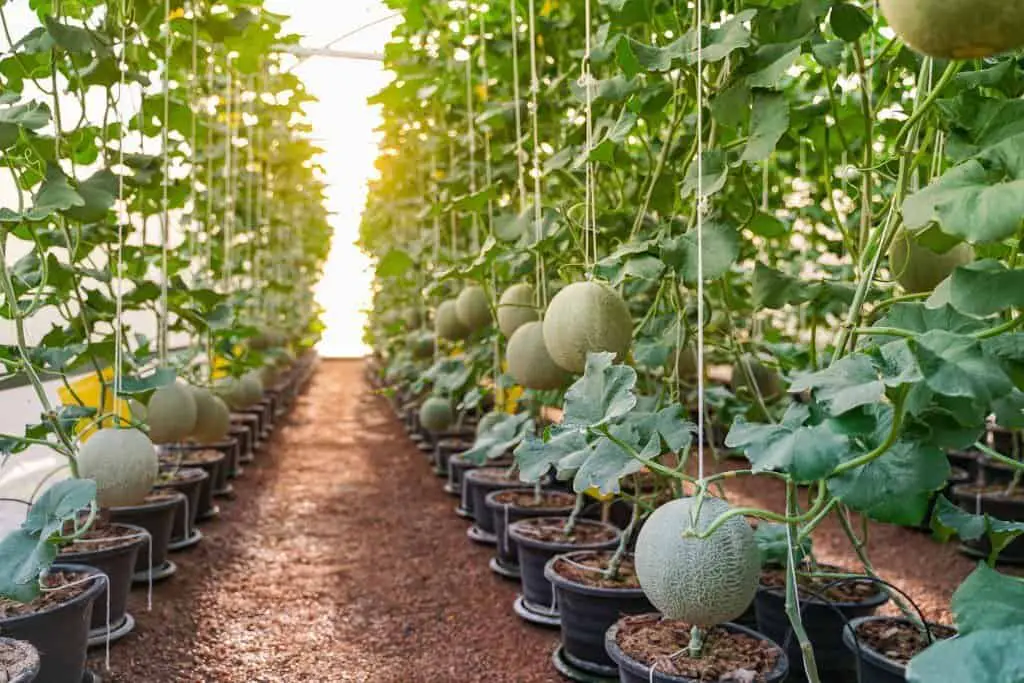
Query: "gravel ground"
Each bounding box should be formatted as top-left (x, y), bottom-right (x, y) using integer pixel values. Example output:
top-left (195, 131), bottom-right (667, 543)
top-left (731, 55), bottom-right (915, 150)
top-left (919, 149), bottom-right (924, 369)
top-left (89, 358), bottom-right (1009, 681)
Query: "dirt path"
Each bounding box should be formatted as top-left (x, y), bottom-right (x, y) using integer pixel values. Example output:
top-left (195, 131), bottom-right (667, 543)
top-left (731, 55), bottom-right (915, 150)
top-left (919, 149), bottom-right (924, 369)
top-left (96, 359), bottom-right (558, 682)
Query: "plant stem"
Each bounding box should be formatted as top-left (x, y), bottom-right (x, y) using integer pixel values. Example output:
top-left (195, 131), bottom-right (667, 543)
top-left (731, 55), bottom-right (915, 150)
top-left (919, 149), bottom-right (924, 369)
top-left (784, 482), bottom-right (821, 682)
top-left (603, 500), bottom-right (639, 580)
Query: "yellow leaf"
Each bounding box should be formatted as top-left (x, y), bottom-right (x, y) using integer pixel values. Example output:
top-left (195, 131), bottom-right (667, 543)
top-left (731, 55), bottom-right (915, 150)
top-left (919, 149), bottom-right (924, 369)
top-left (585, 486), bottom-right (615, 502)
top-left (167, 7), bottom-right (185, 20)
top-left (475, 84), bottom-right (488, 102)
top-left (504, 385), bottom-right (523, 414)
top-left (540, 0), bottom-right (558, 17)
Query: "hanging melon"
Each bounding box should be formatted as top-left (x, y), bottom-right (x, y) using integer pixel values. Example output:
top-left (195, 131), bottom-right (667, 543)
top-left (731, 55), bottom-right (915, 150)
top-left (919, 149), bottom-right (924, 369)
top-left (419, 397), bottom-right (454, 433)
top-left (730, 355), bottom-right (782, 401)
top-left (455, 286), bottom-right (492, 331)
top-left (190, 386), bottom-right (232, 444)
top-left (435, 299), bottom-right (470, 341)
top-left (146, 382), bottom-right (198, 444)
top-left (542, 281), bottom-right (632, 374)
top-left (409, 331), bottom-right (435, 360)
top-left (668, 345), bottom-right (698, 382)
top-left (878, 0), bottom-right (1024, 59)
top-left (506, 321), bottom-right (570, 391)
top-left (497, 283), bottom-right (539, 338)
top-left (239, 371), bottom-right (264, 407)
top-left (889, 231), bottom-right (974, 294)
top-left (77, 427), bottom-right (159, 508)
top-left (634, 497), bottom-right (760, 626)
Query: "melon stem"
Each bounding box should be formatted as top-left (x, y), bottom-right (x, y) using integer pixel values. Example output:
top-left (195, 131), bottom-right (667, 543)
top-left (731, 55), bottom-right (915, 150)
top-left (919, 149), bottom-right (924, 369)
top-left (686, 625), bottom-right (704, 659)
top-left (563, 492), bottom-right (585, 536)
top-left (603, 500), bottom-right (639, 581)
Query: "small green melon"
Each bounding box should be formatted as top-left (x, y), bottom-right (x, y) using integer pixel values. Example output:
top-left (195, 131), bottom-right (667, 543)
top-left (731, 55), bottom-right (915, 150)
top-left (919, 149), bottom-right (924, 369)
top-left (878, 0), bottom-right (1024, 59)
top-left (506, 321), bottom-right (570, 391)
top-left (239, 372), bottom-right (264, 407)
top-left (419, 397), bottom-right (454, 433)
top-left (190, 387), bottom-right (231, 444)
top-left (889, 232), bottom-right (974, 294)
top-left (146, 383), bottom-right (198, 444)
top-left (634, 497), bottom-right (760, 626)
top-left (730, 355), bottom-right (782, 401)
top-left (77, 427), bottom-right (159, 508)
top-left (542, 281), bottom-right (633, 374)
top-left (435, 299), bottom-right (470, 341)
top-left (497, 284), bottom-right (539, 338)
top-left (409, 332), bottom-right (435, 360)
top-left (455, 286), bottom-right (492, 331)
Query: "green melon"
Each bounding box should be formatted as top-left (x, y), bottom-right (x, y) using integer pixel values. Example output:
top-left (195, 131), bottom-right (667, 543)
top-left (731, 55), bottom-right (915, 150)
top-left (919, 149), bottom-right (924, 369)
top-left (409, 332), bottom-right (435, 360)
top-left (259, 363), bottom-right (279, 389)
top-left (77, 427), bottom-right (159, 508)
top-left (190, 387), bottom-right (231, 444)
top-left (146, 383), bottom-right (198, 444)
top-left (542, 281), bottom-right (633, 374)
top-left (506, 321), bottom-right (570, 391)
top-left (730, 355), bottom-right (782, 401)
top-left (239, 372), bottom-right (264, 407)
top-left (435, 299), bottom-right (470, 341)
top-left (668, 345), bottom-right (698, 382)
top-left (404, 307), bottom-right (423, 328)
top-left (878, 0), bottom-right (1024, 59)
top-left (419, 397), bottom-right (454, 433)
top-left (634, 497), bottom-right (760, 626)
top-left (455, 286), bottom-right (492, 331)
top-left (889, 232), bottom-right (974, 294)
top-left (497, 284), bottom-right (539, 338)
top-left (215, 377), bottom-right (247, 411)
top-left (476, 411), bottom-right (506, 436)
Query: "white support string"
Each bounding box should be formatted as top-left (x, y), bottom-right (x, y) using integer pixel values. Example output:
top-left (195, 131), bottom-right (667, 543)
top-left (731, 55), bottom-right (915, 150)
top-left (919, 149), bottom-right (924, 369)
top-left (582, 0), bottom-right (597, 271)
top-left (695, 0), bottom-right (706, 483)
top-left (464, 4), bottom-right (479, 253)
top-left (222, 56), bottom-right (234, 294)
top-left (113, 1), bottom-right (128, 420)
top-left (509, 0), bottom-right (527, 212)
top-left (527, 0), bottom-right (546, 308)
top-left (159, 0), bottom-right (172, 366)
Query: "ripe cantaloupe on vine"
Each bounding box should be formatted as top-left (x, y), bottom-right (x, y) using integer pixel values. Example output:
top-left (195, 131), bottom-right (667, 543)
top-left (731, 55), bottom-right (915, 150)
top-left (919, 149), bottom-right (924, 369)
top-left (435, 299), bottom-right (470, 341)
top-left (77, 427), bottom-right (159, 508)
top-left (669, 345), bottom-right (698, 382)
top-left (634, 496), bottom-right (760, 626)
top-left (506, 321), bottom-right (569, 391)
top-left (730, 355), bottom-right (781, 402)
top-left (455, 286), bottom-right (491, 331)
top-left (190, 386), bottom-right (231, 444)
top-left (889, 231), bottom-right (973, 294)
top-left (879, 0), bottom-right (1024, 59)
top-left (542, 281), bottom-right (632, 374)
top-left (408, 331), bottom-right (435, 360)
top-left (497, 284), bottom-right (538, 338)
top-left (419, 397), bottom-right (454, 433)
top-left (146, 382), bottom-right (198, 444)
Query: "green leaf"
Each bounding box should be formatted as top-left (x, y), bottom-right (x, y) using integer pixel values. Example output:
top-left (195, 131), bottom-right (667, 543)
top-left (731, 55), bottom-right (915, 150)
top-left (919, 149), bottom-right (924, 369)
top-left (829, 3), bottom-right (872, 42)
top-left (376, 249), bottom-right (415, 278)
top-left (64, 169), bottom-right (116, 223)
top-left (515, 429), bottom-right (591, 483)
top-left (947, 260), bottom-right (1024, 317)
top-left (907, 625), bottom-right (1024, 683)
top-left (572, 426), bottom-right (646, 494)
top-left (661, 219), bottom-right (739, 284)
top-left (44, 16), bottom-right (107, 54)
top-left (562, 352), bottom-right (638, 429)
top-left (0, 100), bottom-right (50, 129)
top-left (698, 9), bottom-right (757, 63)
top-left (116, 367), bottom-right (177, 395)
top-left (463, 412), bottom-right (533, 465)
top-left (755, 522), bottom-right (812, 568)
top-left (915, 330), bottom-right (1014, 404)
top-left (682, 148), bottom-right (728, 198)
top-left (22, 478), bottom-right (96, 539)
top-left (747, 211), bottom-right (787, 238)
top-left (878, 303), bottom-right (984, 336)
top-left (789, 353), bottom-right (884, 415)
top-left (741, 92), bottom-right (789, 162)
top-left (30, 163), bottom-right (84, 218)
top-left (0, 530), bottom-right (51, 602)
top-left (746, 45), bottom-right (801, 90)
top-left (953, 562), bottom-right (1024, 634)
top-left (931, 496), bottom-right (1024, 564)
top-left (726, 416), bottom-right (847, 483)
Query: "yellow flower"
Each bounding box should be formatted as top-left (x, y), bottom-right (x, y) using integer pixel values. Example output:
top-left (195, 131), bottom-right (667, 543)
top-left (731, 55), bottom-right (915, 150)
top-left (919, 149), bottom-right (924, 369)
top-left (167, 7), bottom-right (185, 20)
top-left (540, 0), bottom-right (558, 17)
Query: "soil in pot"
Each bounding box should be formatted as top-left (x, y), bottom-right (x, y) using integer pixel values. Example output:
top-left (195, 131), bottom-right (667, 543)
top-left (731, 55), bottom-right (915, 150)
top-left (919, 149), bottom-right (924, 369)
top-left (108, 491), bottom-right (183, 572)
top-left (464, 467), bottom-right (527, 533)
top-left (154, 467), bottom-right (207, 543)
top-left (57, 522), bottom-right (146, 633)
top-left (842, 616), bottom-right (955, 683)
top-left (0, 566), bottom-right (104, 683)
top-left (508, 517), bottom-right (620, 614)
top-left (951, 483), bottom-right (1024, 563)
top-left (756, 566), bottom-right (889, 683)
top-left (606, 613), bottom-right (788, 683)
top-left (487, 488), bottom-right (576, 568)
top-left (0, 637), bottom-right (39, 683)
top-left (546, 550), bottom-right (652, 674)
top-left (160, 448), bottom-right (224, 518)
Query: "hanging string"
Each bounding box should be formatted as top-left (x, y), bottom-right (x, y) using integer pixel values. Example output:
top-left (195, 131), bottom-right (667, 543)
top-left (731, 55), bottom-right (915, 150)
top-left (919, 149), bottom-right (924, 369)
top-left (480, 11), bottom-right (501, 405)
top-left (113, 0), bottom-right (128, 421)
top-left (582, 0), bottom-right (597, 271)
top-left (695, 0), bottom-right (706, 483)
top-left (464, 4), bottom-right (479, 253)
top-left (245, 74), bottom-right (256, 308)
top-left (527, 0), bottom-right (547, 309)
top-left (158, 0), bottom-right (172, 366)
top-left (186, 6), bottom-right (198, 282)
top-left (222, 56), bottom-right (234, 294)
top-left (509, 0), bottom-right (527, 212)
top-left (204, 54), bottom-right (215, 287)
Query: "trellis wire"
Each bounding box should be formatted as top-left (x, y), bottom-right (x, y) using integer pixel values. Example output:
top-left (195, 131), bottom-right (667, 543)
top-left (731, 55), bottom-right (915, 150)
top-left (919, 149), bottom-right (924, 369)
top-left (158, 0), bottom-right (173, 366)
top-left (509, 0), bottom-right (527, 212)
top-left (526, 0), bottom-right (547, 309)
top-left (695, 0), bottom-right (706, 483)
top-left (113, 0), bottom-right (128, 419)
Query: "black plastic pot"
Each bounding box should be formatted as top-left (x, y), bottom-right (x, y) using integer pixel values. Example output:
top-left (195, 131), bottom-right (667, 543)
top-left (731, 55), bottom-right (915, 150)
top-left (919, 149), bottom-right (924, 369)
top-left (57, 523), bottom-right (146, 635)
top-left (108, 492), bottom-right (182, 573)
top-left (231, 423), bottom-right (254, 464)
top-left (755, 576), bottom-right (889, 683)
top-left (486, 488), bottom-right (576, 569)
top-left (951, 484), bottom-right (1024, 564)
top-left (433, 437), bottom-right (472, 476)
top-left (154, 467), bottom-right (208, 544)
top-left (606, 617), bottom-right (790, 683)
top-left (545, 551), bottom-right (652, 675)
top-left (464, 468), bottom-right (525, 533)
top-left (232, 412), bottom-right (263, 454)
top-left (0, 564), bottom-right (104, 683)
top-left (916, 466), bottom-right (971, 532)
top-left (841, 616), bottom-right (951, 683)
top-left (160, 449), bottom-right (224, 521)
top-left (989, 426), bottom-right (1021, 458)
top-left (448, 453), bottom-right (512, 501)
top-left (947, 450), bottom-right (980, 481)
top-left (508, 518), bottom-right (621, 614)
top-left (0, 638), bottom-right (40, 683)
top-left (205, 437), bottom-right (240, 485)
top-left (979, 457), bottom-right (1023, 487)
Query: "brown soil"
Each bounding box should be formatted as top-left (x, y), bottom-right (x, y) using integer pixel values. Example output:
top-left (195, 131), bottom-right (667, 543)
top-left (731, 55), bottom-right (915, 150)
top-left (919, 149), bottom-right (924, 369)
top-left (59, 522), bottom-right (142, 554)
top-left (511, 517), bottom-right (618, 545)
top-left (492, 489), bottom-right (575, 509)
top-left (553, 551), bottom-right (641, 589)
top-left (156, 467), bottom-right (205, 485)
top-left (856, 618), bottom-right (956, 664)
top-left (760, 566), bottom-right (883, 604)
top-left (614, 613), bottom-right (780, 681)
top-left (0, 571), bottom-right (91, 619)
top-left (467, 467), bottom-right (519, 484)
top-left (0, 638), bottom-right (37, 680)
top-left (161, 449), bottom-right (223, 465)
top-left (143, 491), bottom-right (181, 504)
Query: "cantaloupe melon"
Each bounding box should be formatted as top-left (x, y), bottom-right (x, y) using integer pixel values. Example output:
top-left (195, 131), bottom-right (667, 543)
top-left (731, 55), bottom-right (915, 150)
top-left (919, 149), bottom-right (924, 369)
top-left (878, 0), bottom-right (1024, 59)
top-left (455, 286), bottom-right (492, 331)
top-left (889, 232), bottom-right (974, 294)
top-left (634, 497), bottom-right (760, 626)
top-left (435, 299), bottom-right (470, 341)
top-left (215, 377), bottom-right (247, 411)
top-left (77, 427), bottom-right (159, 508)
top-left (190, 387), bottom-right (232, 444)
top-left (239, 372), bottom-right (264, 407)
top-left (146, 383), bottom-right (198, 444)
top-left (542, 281), bottom-right (633, 374)
top-left (669, 345), bottom-right (698, 381)
top-left (506, 321), bottom-right (570, 391)
top-left (419, 397), bottom-right (454, 433)
top-left (497, 284), bottom-right (539, 338)
top-left (409, 332), bottom-right (435, 360)
top-left (730, 355), bottom-right (781, 401)
top-left (404, 307), bottom-right (422, 328)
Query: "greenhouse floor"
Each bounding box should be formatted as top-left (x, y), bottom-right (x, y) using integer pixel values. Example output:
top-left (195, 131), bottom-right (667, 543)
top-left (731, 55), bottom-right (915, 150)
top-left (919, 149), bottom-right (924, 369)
top-left (91, 359), bottom-right (1004, 681)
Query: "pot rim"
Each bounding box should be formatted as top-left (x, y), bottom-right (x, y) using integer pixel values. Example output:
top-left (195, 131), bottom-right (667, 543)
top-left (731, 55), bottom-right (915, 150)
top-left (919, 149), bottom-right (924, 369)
top-left (841, 615), bottom-right (955, 676)
top-left (605, 616), bottom-right (789, 682)
top-left (108, 489), bottom-right (186, 513)
top-left (0, 563), bottom-right (105, 626)
top-left (154, 467), bottom-right (209, 485)
top-left (509, 517), bottom-right (621, 552)
top-left (57, 521), bottom-right (149, 560)
top-left (544, 550), bottom-right (644, 598)
top-left (950, 483), bottom-right (1024, 504)
top-left (464, 467), bottom-right (524, 486)
top-left (484, 487), bottom-right (576, 514)
top-left (757, 565), bottom-right (892, 608)
top-left (162, 449), bottom-right (226, 466)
